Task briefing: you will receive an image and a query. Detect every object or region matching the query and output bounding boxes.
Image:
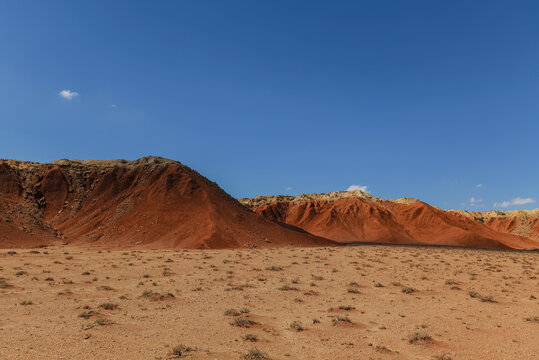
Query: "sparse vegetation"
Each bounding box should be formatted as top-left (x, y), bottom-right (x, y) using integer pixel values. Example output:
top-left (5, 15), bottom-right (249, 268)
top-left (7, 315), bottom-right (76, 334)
top-left (375, 345), bottom-right (391, 353)
top-left (434, 353), bottom-right (453, 360)
top-left (225, 308), bottom-right (240, 316)
top-left (95, 318), bottom-right (113, 326)
top-left (468, 291), bottom-right (495, 302)
top-left (140, 290), bottom-right (175, 301)
top-left (232, 316), bottom-right (257, 328)
top-left (278, 284), bottom-right (298, 291)
top-left (170, 344), bottom-right (194, 357)
top-left (0, 278), bottom-right (12, 288)
top-left (265, 266), bottom-right (283, 271)
top-left (331, 315), bottom-right (352, 326)
top-left (96, 285), bottom-right (113, 291)
top-left (243, 348), bottom-right (269, 360)
top-left (289, 321), bottom-right (304, 331)
top-left (99, 302), bottom-right (118, 310)
top-left (79, 310), bottom-right (99, 319)
top-left (243, 333), bottom-right (258, 342)
top-left (408, 332), bottom-right (432, 345)
top-left (0, 240), bottom-right (535, 359)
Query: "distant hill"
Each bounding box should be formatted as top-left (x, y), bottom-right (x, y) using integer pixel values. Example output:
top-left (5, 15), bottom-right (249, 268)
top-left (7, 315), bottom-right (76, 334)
top-left (239, 191), bottom-right (539, 250)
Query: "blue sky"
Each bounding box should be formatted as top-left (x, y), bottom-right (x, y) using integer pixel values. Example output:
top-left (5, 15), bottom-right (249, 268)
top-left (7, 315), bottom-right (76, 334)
top-left (1, 1), bottom-right (537, 210)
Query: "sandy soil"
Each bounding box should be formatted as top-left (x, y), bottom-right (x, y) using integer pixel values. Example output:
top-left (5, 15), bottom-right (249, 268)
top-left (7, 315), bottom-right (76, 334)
top-left (0, 245), bottom-right (537, 360)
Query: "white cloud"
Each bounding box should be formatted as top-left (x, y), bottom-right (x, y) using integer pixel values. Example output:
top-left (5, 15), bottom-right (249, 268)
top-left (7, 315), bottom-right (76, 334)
top-left (347, 184), bottom-right (369, 193)
top-left (494, 197), bottom-right (536, 208)
top-left (285, 187), bottom-right (292, 192)
top-left (59, 90), bottom-right (79, 100)
top-left (468, 197), bottom-right (484, 207)
top-left (476, 184), bottom-right (483, 188)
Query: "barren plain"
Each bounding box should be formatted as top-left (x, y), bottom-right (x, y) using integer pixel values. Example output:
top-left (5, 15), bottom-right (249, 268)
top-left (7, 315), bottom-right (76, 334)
top-left (1, 244), bottom-right (537, 360)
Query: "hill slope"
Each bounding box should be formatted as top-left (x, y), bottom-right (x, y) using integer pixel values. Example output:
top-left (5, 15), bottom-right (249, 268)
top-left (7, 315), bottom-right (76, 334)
top-left (0, 157), bottom-right (334, 249)
top-left (453, 209), bottom-right (539, 242)
top-left (239, 191), bottom-right (539, 250)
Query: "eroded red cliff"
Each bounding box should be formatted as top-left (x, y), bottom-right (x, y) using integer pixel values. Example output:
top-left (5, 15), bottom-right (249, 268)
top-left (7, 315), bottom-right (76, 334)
top-left (0, 157), bottom-right (334, 249)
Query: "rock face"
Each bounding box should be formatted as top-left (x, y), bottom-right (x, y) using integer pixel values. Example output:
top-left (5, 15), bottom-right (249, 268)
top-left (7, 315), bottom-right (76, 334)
top-left (239, 191), bottom-right (539, 250)
top-left (454, 209), bottom-right (539, 242)
top-left (0, 157), bottom-right (334, 249)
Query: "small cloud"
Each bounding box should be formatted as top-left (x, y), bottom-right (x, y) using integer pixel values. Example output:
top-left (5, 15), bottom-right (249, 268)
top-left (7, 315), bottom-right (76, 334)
top-left (494, 197), bottom-right (536, 208)
top-left (476, 184), bottom-right (483, 188)
top-left (468, 197), bottom-right (484, 207)
top-left (285, 187), bottom-right (293, 192)
top-left (111, 104), bottom-right (117, 108)
top-left (347, 184), bottom-right (369, 193)
top-left (59, 89), bottom-right (79, 100)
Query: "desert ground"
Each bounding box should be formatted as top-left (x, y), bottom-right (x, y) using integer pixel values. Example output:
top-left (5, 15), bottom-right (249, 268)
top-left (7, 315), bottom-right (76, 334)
top-left (0, 244), bottom-right (537, 360)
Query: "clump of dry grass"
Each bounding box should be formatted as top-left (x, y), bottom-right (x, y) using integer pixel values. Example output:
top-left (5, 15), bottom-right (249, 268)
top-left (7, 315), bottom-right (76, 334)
top-left (265, 266), bottom-right (283, 271)
top-left (0, 278), bottom-right (12, 288)
top-left (243, 348), bottom-right (269, 360)
top-left (79, 310), bottom-right (99, 319)
top-left (224, 308), bottom-right (239, 316)
top-left (434, 353), bottom-right (453, 360)
top-left (140, 290), bottom-right (175, 301)
top-left (96, 285), bottom-right (113, 291)
top-left (243, 333), bottom-right (258, 342)
top-left (278, 284), bottom-right (298, 291)
top-left (99, 302), bottom-right (118, 310)
top-left (289, 321), bottom-right (304, 331)
top-left (95, 318), bottom-right (113, 326)
top-left (225, 308), bottom-right (249, 316)
top-left (408, 332), bottom-right (432, 345)
top-left (468, 290), bottom-right (495, 302)
top-left (170, 344), bottom-right (194, 357)
top-left (331, 315), bottom-right (352, 326)
top-left (232, 316), bottom-right (257, 328)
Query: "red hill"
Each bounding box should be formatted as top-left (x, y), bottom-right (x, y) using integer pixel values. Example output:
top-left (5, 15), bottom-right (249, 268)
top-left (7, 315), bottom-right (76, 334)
top-left (0, 157), bottom-right (334, 249)
top-left (239, 191), bottom-right (539, 250)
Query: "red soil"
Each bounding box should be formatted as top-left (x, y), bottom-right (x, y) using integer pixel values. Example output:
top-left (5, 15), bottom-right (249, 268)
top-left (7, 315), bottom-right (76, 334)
top-left (242, 194), bottom-right (539, 250)
top-left (0, 157), bottom-right (334, 249)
